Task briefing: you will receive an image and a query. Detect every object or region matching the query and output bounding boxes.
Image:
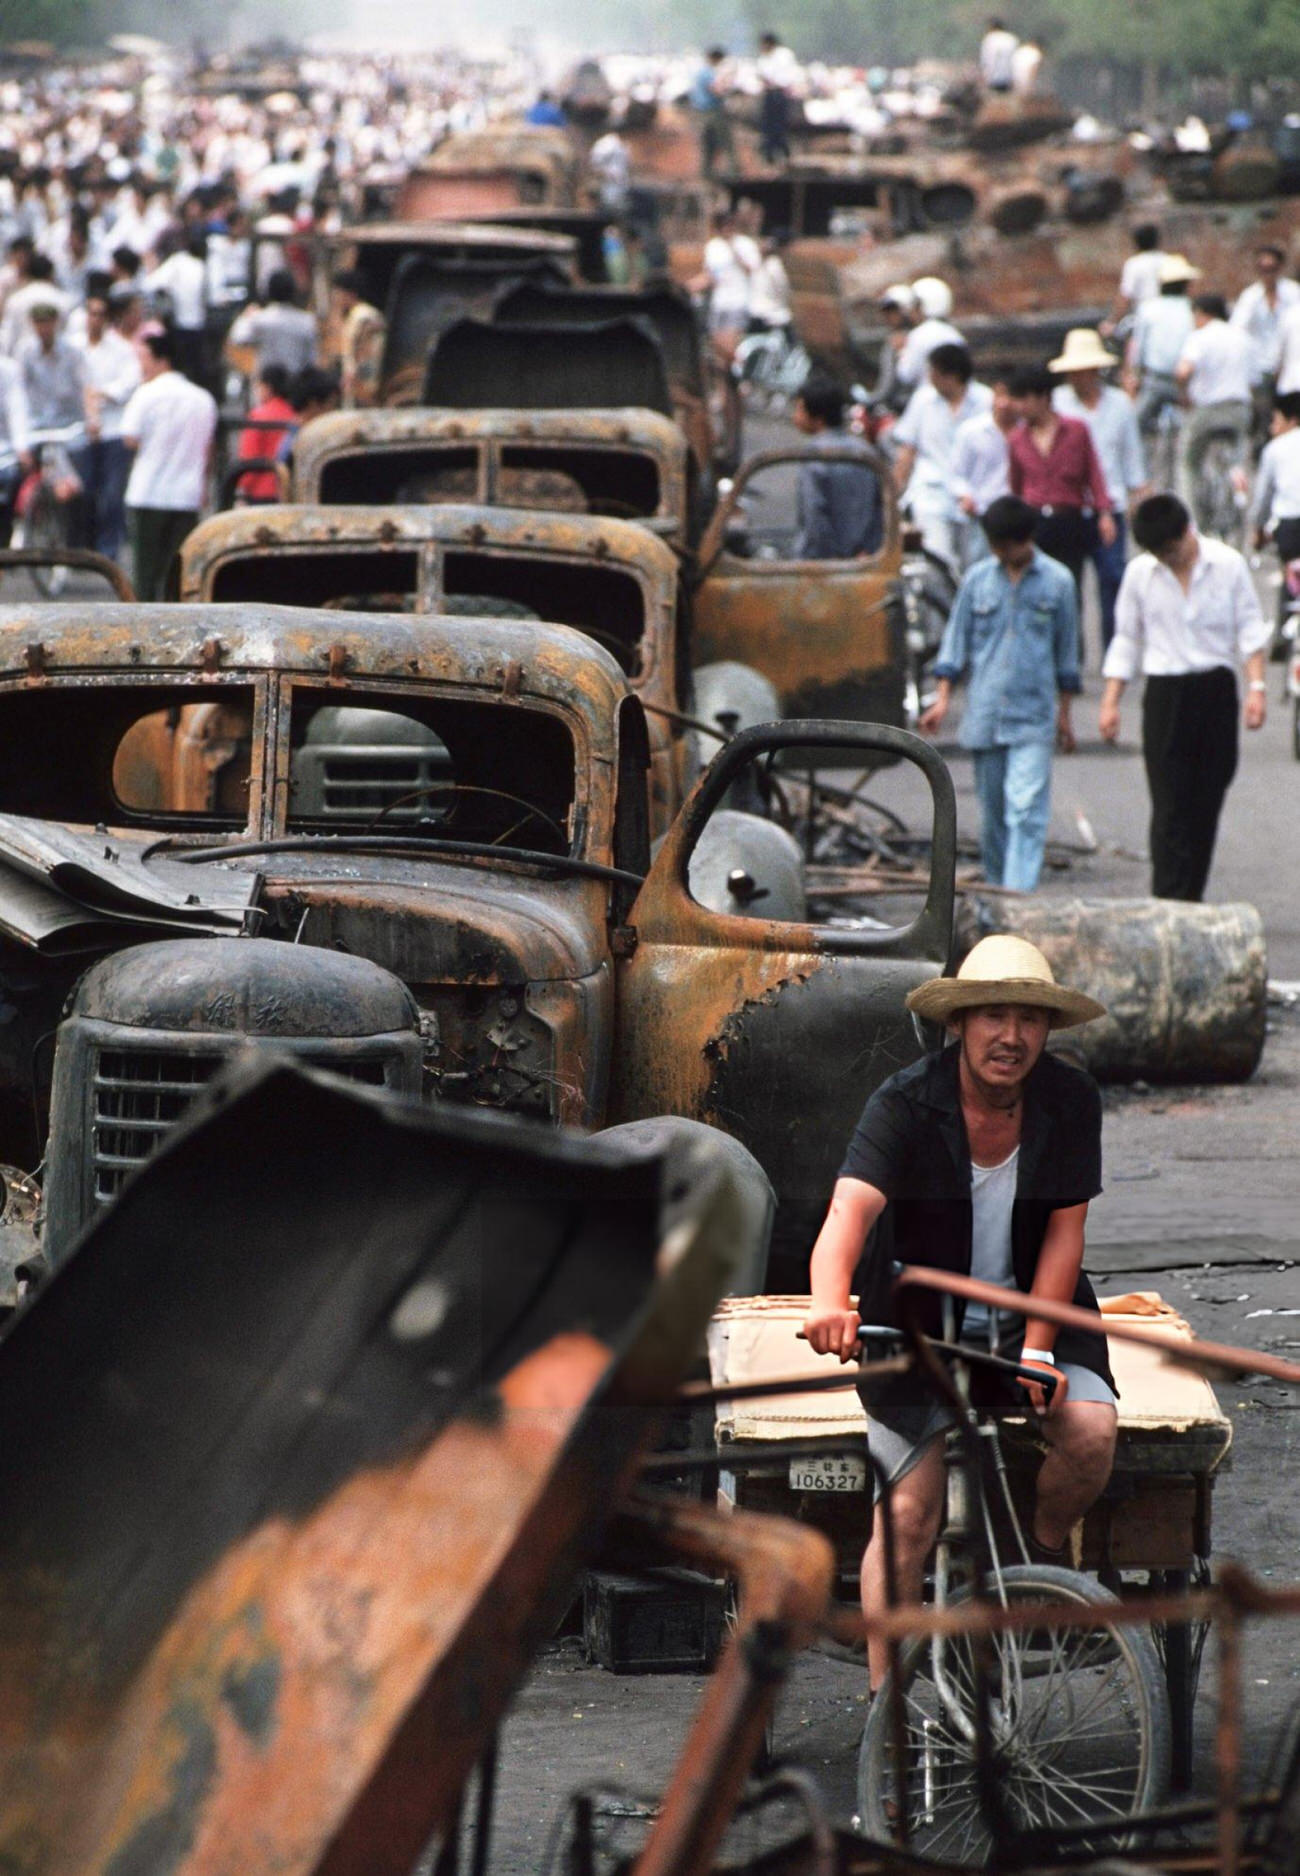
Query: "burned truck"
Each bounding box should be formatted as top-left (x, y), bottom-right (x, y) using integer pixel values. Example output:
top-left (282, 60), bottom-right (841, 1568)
top-left (0, 602), bottom-right (953, 1288)
top-left (287, 405), bottom-right (907, 729)
top-left (174, 502), bottom-right (734, 836)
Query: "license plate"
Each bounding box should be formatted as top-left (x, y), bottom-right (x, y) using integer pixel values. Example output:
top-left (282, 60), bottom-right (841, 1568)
top-left (789, 1454), bottom-right (867, 1493)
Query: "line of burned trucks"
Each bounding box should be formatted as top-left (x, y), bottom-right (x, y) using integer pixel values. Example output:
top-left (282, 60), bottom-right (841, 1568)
top-left (0, 268), bottom-right (949, 1302)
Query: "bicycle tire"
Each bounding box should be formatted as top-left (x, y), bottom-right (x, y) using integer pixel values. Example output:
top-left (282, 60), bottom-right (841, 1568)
top-left (1292, 696), bottom-right (1300, 763)
top-left (857, 1563), bottom-right (1171, 1862)
top-left (16, 489), bottom-right (71, 597)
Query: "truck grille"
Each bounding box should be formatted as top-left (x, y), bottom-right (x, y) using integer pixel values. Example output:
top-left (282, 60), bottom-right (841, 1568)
top-left (91, 1046), bottom-right (388, 1202)
top-left (293, 746), bottom-right (450, 822)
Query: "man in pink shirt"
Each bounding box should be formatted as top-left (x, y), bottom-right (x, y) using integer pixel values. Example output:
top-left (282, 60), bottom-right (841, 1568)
top-left (1008, 364), bottom-right (1115, 594)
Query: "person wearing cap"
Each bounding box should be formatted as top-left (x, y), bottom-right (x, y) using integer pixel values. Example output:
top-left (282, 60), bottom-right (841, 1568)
top-left (1174, 294), bottom-right (1253, 530)
top-left (804, 934), bottom-right (1115, 1687)
top-left (920, 493), bottom-right (1080, 891)
top-left (1100, 492), bottom-right (1268, 902)
top-left (1051, 327), bottom-right (1149, 651)
top-left (873, 284), bottom-right (917, 416)
top-left (1126, 253), bottom-right (1198, 441)
top-left (895, 276), bottom-right (962, 392)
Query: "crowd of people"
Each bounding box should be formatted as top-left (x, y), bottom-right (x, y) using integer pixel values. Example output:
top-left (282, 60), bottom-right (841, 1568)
top-left (854, 238), bottom-right (1285, 915)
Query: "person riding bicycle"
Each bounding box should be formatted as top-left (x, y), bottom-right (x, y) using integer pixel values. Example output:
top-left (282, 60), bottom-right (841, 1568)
top-left (803, 934), bottom-right (1116, 1690)
top-left (1250, 389), bottom-right (1300, 647)
top-left (1126, 253), bottom-right (1198, 441)
top-left (1174, 294), bottom-right (1253, 533)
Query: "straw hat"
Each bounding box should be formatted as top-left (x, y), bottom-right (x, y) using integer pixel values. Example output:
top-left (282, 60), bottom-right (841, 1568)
top-left (1158, 253), bottom-right (1201, 286)
top-left (1049, 327), bottom-right (1116, 374)
top-left (905, 934), bottom-right (1106, 1031)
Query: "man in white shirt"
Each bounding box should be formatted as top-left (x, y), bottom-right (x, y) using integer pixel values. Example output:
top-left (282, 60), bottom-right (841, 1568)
top-left (145, 234), bottom-right (208, 387)
top-left (121, 326), bottom-right (217, 601)
top-left (756, 32), bottom-right (799, 166)
top-left (71, 287), bottom-right (141, 560)
top-left (896, 277), bottom-right (962, 392)
top-left (950, 375), bottom-right (1015, 557)
top-left (1269, 286), bottom-right (1300, 398)
top-left (1100, 493), bottom-right (1268, 901)
top-left (893, 342), bottom-right (993, 571)
top-left (695, 210), bottom-right (759, 360)
top-left (979, 17), bottom-right (1019, 90)
top-left (1230, 245), bottom-right (1300, 400)
top-left (0, 350), bottom-right (31, 543)
top-left (1051, 327), bottom-right (1149, 649)
top-left (1175, 293), bottom-right (1253, 530)
top-left (1107, 224), bottom-right (1167, 332)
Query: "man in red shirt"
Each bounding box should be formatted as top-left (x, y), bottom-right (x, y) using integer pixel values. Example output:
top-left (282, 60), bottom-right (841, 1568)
top-left (1008, 364), bottom-right (1116, 594)
top-left (235, 364), bottom-right (294, 504)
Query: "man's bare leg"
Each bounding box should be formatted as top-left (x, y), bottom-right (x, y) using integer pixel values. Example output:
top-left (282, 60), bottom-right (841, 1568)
top-left (861, 1437), bottom-right (946, 1689)
top-left (1033, 1400), bottom-right (1118, 1552)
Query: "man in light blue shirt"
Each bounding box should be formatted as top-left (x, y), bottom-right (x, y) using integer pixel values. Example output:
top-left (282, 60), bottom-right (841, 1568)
top-left (893, 342), bottom-right (992, 573)
top-left (920, 495), bottom-right (1081, 892)
top-left (1127, 255), bottom-right (1197, 439)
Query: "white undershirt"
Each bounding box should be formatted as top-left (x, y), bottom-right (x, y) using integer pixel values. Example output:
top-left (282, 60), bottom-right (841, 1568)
top-left (967, 1145), bottom-right (1019, 1340)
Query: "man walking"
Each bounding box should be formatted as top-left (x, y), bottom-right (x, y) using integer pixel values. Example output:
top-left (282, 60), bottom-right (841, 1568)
top-left (1126, 253), bottom-right (1198, 443)
top-left (1050, 327), bottom-right (1149, 651)
top-left (920, 495), bottom-right (1080, 892)
top-left (756, 31), bottom-right (798, 167)
top-left (121, 327), bottom-right (217, 601)
top-left (1099, 493), bottom-right (1268, 901)
top-left (804, 932), bottom-right (1114, 1690)
top-left (1230, 245), bottom-right (1299, 429)
top-left (690, 47), bottom-right (736, 178)
top-left (893, 341), bottom-right (991, 572)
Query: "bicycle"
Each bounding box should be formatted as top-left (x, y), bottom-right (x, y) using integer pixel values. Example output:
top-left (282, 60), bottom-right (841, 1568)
top-left (898, 532), bottom-right (958, 728)
top-left (851, 1320), bottom-right (1172, 1861)
top-left (733, 325), bottom-right (813, 416)
top-left (11, 423), bottom-right (88, 596)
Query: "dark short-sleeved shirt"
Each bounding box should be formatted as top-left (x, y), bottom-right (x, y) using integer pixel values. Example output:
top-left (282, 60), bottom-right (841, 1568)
top-left (839, 1042), bottom-right (1114, 1404)
top-left (795, 437), bottom-right (884, 560)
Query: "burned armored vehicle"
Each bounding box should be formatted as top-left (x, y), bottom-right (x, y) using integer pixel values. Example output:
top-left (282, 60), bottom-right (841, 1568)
top-left (0, 602), bottom-right (953, 1287)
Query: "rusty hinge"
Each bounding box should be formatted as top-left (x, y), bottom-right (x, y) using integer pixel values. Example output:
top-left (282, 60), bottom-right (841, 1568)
top-left (328, 642), bottom-right (350, 683)
top-left (23, 642), bottom-right (45, 682)
top-left (200, 636), bottom-right (223, 674)
top-left (609, 925), bottom-right (638, 958)
top-left (500, 659), bottom-right (523, 698)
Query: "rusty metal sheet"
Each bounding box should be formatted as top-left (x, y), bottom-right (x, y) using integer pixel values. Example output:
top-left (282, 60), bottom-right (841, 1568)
top-left (0, 1055), bottom-right (753, 1875)
top-left (693, 446), bottom-right (904, 724)
top-left (422, 316), bottom-right (676, 418)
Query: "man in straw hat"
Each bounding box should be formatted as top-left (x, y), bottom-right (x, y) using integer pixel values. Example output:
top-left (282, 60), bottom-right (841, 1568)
top-left (1051, 327), bottom-right (1149, 653)
top-left (804, 935), bottom-right (1115, 1689)
top-left (1126, 252), bottom-right (1198, 443)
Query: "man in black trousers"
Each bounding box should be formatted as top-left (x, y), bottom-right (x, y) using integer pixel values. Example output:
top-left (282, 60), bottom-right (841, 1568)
top-left (1099, 493), bottom-right (1268, 900)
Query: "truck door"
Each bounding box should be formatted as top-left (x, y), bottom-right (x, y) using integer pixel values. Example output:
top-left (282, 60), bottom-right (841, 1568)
top-left (691, 445), bottom-right (905, 726)
top-left (610, 721), bottom-right (955, 1289)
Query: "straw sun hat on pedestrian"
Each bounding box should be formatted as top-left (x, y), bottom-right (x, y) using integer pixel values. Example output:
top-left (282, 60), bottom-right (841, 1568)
top-left (905, 934), bottom-right (1106, 1031)
top-left (1049, 327), bottom-right (1115, 374)
top-left (1158, 253), bottom-right (1201, 287)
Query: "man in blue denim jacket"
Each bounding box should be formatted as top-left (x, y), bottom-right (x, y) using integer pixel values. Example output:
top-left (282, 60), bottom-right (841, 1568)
top-left (920, 495), bottom-right (1080, 890)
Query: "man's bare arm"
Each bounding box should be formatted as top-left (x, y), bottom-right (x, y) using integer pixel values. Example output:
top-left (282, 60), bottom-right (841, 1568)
top-left (804, 1176), bottom-right (888, 1361)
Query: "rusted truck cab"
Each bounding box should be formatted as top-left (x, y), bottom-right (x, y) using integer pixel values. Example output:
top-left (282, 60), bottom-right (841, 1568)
top-left (0, 603), bottom-right (953, 1286)
top-left (290, 407), bottom-right (692, 553)
top-left (176, 502), bottom-right (698, 831)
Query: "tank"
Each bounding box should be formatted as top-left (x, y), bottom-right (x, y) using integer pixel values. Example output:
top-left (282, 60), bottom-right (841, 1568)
top-left (43, 938), bottom-right (424, 1256)
top-left (989, 898), bottom-right (1266, 1084)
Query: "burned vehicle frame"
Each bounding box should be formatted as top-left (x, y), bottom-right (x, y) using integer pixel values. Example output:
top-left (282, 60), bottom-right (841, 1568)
top-left (0, 602), bottom-right (953, 1287)
top-left (176, 501), bottom-right (702, 832)
top-left (288, 406), bottom-right (693, 553)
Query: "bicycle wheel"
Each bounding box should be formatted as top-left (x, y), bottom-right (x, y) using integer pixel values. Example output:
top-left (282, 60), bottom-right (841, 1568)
top-left (857, 1564), bottom-right (1171, 1862)
top-left (1197, 438), bottom-right (1246, 548)
top-left (16, 487), bottom-right (71, 597)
